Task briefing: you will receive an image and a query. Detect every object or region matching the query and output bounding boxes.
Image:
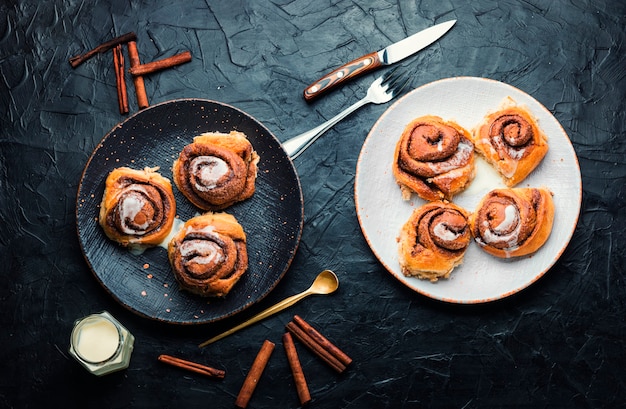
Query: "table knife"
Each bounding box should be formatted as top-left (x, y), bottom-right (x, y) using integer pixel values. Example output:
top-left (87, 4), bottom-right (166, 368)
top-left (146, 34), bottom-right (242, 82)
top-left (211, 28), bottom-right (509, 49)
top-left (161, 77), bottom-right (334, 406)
top-left (303, 19), bottom-right (456, 101)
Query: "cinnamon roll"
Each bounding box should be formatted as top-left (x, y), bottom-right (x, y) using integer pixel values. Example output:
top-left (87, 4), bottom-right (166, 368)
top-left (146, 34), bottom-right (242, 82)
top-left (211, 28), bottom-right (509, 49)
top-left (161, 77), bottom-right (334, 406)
top-left (172, 131), bottom-right (260, 211)
top-left (398, 201), bottom-right (471, 282)
top-left (473, 98), bottom-right (548, 186)
top-left (167, 212), bottom-right (248, 297)
top-left (392, 116), bottom-right (475, 202)
top-left (469, 187), bottom-right (554, 258)
top-left (99, 167), bottom-right (176, 248)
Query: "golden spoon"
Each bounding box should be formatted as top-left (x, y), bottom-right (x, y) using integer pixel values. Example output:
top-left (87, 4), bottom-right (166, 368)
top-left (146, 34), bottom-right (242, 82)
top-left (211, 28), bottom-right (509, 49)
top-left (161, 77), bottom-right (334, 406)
top-left (199, 270), bottom-right (339, 347)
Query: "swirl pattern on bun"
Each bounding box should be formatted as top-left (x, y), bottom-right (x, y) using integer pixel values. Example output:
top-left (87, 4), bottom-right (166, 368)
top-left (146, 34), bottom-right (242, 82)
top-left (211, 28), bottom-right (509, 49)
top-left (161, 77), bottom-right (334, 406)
top-left (99, 167), bottom-right (176, 247)
top-left (398, 201), bottom-right (471, 282)
top-left (473, 98), bottom-right (548, 186)
top-left (173, 132), bottom-right (260, 211)
top-left (392, 115), bottom-right (475, 202)
top-left (469, 187), bottom-right (554, 258)
top-left (167, 212), bottom-right (248, 297)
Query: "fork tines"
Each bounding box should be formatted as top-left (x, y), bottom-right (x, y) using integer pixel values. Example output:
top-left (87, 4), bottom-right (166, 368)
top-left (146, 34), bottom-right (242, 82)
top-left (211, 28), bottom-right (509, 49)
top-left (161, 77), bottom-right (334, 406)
top-left (382, 66), bottom-right (412, 97)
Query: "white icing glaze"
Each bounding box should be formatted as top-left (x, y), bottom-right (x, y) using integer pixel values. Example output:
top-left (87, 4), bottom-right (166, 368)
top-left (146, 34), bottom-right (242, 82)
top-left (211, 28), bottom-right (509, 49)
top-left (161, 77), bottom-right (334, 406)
top-left (190, 156), bottom-right (229, 191)
top-left (481, 204), bottom-right (521, 249)
top-left (434, 167), bottom-right (465, 181)
top-left (426, 140), bottom-right (473, 173)
top-left (157, 217), bottom-right (185, 251)
top-left (486, 136), bottom-right (522, 177)
top-left (119, 186), bottom-right (149, 233)
top-left (493, 205), bottom-right (518, 234)
top-left (433, 222), bottom-right (460, 242)
top-left (462, 156), bottom-right (505, 196)
top-left (179, 240), bottom-right (224, 265)
top-left (507, 146), bottom-right (526, 160)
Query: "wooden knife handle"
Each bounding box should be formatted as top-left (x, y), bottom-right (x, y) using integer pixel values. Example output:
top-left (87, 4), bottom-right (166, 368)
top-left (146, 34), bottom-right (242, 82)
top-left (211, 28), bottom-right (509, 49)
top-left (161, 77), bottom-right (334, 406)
top-left (303, 51), bottom-right (383, 102)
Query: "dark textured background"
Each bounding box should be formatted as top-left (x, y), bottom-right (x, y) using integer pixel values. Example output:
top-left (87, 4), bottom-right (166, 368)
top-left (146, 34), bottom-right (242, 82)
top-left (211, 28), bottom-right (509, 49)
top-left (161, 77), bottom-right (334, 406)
top-left (1, 1), bottom-right (625, 408)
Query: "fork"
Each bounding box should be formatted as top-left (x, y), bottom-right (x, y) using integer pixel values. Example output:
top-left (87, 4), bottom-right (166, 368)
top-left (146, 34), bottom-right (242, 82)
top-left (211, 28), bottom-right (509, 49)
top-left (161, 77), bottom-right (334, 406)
top-left (283, 67), bottom-right (411, 160)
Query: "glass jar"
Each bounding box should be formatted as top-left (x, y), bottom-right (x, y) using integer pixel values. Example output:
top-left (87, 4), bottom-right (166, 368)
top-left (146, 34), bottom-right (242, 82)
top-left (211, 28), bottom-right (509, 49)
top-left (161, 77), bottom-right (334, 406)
top-left (69, 311), bottom-right (135, 376)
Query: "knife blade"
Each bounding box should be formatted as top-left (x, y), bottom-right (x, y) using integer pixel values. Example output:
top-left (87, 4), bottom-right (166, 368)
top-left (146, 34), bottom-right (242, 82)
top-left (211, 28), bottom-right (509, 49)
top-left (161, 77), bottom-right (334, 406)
top-left (303, 19), bottom-right (456, 102)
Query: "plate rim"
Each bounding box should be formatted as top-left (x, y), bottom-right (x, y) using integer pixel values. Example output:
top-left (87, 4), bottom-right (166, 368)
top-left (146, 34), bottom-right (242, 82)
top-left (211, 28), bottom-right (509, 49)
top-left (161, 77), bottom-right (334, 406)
top-left (75, 97), bottom-right (304, 324)
top-left (354, 76), bottom-right (582, 304)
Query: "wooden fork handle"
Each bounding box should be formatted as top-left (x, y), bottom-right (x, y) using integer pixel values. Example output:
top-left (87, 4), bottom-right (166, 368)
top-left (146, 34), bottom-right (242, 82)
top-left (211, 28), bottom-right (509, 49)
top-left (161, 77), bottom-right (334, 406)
top-left (303, 51), bottom-right (383, 102)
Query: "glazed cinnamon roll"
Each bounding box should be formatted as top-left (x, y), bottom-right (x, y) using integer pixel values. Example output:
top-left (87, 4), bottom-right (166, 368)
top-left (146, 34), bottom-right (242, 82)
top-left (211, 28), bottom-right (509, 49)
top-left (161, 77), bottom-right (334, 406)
top-left (473, 98), bottom-right (548, 186)
top-left (392, 116), bottom-right (475, 202)
top-left (167, 212), bottom-right (248, 297)
top-left (172, 131), bottom-right (260, 211)
top-left (469, 187), bottom-right (554, 258)
top-left (398, 201), bottom-right (471, 282)
top-left (99, 167), bottom-right (176, 247)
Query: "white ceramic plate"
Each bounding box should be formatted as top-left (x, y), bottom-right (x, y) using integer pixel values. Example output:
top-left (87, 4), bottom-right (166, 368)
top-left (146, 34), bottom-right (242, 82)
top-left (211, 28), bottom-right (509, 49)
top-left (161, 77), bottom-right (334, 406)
top-left (355, 77), bottom-right (581, 303)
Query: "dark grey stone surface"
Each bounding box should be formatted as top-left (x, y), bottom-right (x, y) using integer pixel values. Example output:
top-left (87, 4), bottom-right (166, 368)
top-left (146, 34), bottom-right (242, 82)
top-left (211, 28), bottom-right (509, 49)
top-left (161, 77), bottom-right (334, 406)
top-left (1, 1), bottom-right (625, 407)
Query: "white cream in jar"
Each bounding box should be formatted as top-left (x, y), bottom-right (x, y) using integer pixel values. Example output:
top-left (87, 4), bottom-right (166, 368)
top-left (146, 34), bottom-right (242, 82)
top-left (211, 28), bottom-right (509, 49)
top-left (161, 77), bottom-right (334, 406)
top-left (69, 311), bottom-right (134, 376)
top-left (74, 316), bottom-right (120, 363)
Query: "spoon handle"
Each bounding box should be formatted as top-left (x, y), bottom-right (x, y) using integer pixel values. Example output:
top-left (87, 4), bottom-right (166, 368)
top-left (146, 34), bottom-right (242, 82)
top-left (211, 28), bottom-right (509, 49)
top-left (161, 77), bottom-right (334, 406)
top-left (199, 291), bottom-right (311, 347)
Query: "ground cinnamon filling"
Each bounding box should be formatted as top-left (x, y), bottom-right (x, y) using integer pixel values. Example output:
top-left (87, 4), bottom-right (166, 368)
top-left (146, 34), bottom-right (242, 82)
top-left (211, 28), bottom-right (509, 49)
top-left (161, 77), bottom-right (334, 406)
top-left (489, 113), bottom-right (535, 160)
top-left (106, 181), bottom-right (171, 236)
top-left (175, 143), bottom-right (250, 208)
top-left (473, 191), bottom-right (537, 250)
top-left (179, 239), bottom-right (226, 278)
top-left (175, 232), bottom-right (235, 280)
top-left (416, 207), bottom-right (470, 255)
top-left (399, 123), bottom-right (472, 179)
top-left (189, 155), bottom-right (231, 191)
top-left (168, 216), bottom-right (248, 297)
top-left (406, 122), bottom-right (460, 161)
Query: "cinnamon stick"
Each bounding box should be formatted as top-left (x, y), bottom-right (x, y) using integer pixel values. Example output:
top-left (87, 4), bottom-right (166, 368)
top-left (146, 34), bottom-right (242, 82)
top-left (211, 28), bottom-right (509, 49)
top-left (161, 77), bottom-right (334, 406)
top-left (235, 340), bottom-right (275, 409)
top-left (158, 354), bottom-right (225, 379)
top-left (112, 45), bottom-right (129, 115)
top-left (293, 315), bottom-right (352, 366)
top-left (127, 41), bottom-right (149, 109)
top-left (129, 51), bottom-right (192, 76)
top-left (69, 32), bottom-right (137, 68)
top-left (283, 332), bottom-right (311, 406)
top-left (285, 322), bottom-right (346, 373)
